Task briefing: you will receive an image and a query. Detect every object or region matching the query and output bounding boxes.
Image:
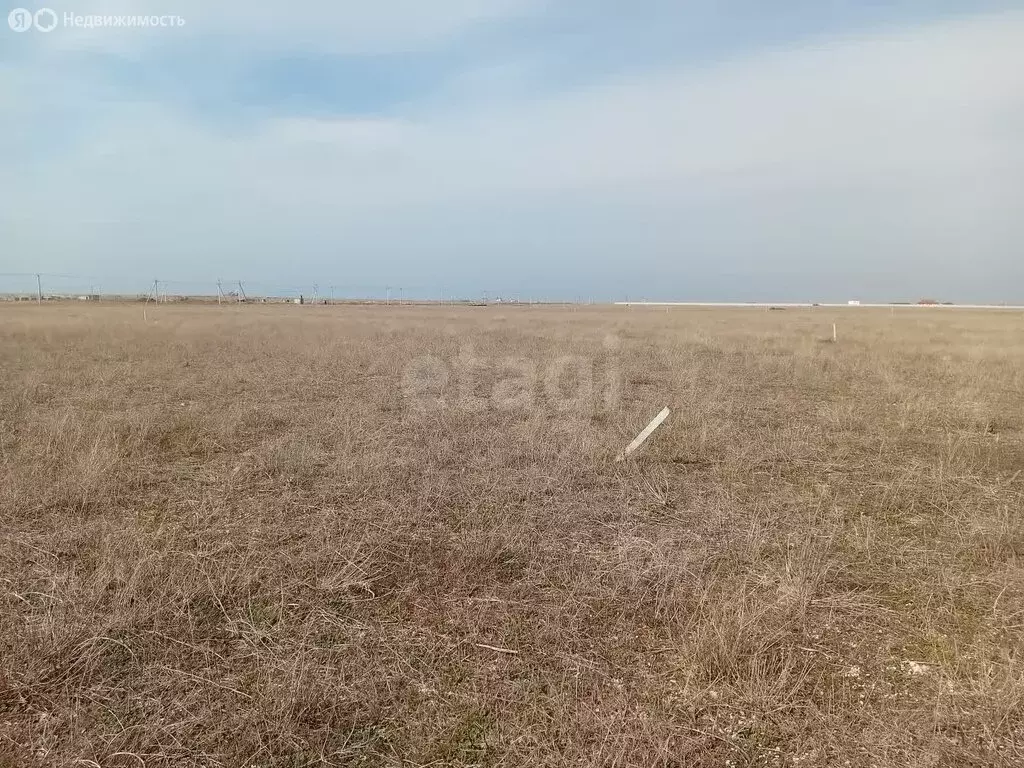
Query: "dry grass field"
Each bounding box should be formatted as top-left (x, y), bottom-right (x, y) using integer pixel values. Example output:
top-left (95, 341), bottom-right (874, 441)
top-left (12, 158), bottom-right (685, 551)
top-left (1, 303), bottom-right (1023, 768)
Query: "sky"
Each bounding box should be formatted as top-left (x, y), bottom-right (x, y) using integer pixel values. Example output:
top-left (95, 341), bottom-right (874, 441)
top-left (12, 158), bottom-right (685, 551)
top-left (2, 1), bottom-right (1023, 302)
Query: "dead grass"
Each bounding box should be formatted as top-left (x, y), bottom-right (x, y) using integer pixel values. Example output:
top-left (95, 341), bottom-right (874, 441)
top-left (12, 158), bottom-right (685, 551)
top-left (1, 303), bottom-right (1023, 767)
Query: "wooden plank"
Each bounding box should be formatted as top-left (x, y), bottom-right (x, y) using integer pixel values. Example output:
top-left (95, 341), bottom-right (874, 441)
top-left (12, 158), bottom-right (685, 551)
top-left (616, 407), bottom-right (670, 462)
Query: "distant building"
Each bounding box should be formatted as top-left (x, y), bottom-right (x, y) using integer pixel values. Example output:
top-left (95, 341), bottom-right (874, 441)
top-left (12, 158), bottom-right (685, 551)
top-left (848, 300), bottom-right (861, 306)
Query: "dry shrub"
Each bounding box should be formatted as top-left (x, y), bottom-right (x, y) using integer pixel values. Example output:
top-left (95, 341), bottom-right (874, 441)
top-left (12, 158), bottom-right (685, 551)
top-left (1, 303), bottom-right (1022, 767)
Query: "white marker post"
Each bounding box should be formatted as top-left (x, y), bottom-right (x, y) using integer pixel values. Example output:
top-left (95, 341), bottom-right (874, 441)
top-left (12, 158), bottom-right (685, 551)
top-left (832, 323), bottom-right (837, 343)
top-left (617, 407), bottom-right (670, 462)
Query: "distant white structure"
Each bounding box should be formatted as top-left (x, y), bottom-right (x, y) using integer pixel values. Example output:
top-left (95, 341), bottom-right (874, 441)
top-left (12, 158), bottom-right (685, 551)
top-left (848, 300), bottom-right (861, 306)
top-left (614, 301), bottom-right (1024, 310)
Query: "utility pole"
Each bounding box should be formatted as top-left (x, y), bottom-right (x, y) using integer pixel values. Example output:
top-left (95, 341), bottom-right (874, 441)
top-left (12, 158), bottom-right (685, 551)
top-left (312, 284), bottom-right (319, 304)
top-left (386, 286), bottom-right (391, 305)
top-left (217, 279), bottom-right (223, 306)
top-left (35, 273), bottom-right (42, 304)
top-left (237, 281), bottom-right (247, 303)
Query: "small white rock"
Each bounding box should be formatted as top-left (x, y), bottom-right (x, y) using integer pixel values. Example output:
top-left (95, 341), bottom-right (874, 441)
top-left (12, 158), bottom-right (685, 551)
top-left (904, 660), bottom-right (932, 676)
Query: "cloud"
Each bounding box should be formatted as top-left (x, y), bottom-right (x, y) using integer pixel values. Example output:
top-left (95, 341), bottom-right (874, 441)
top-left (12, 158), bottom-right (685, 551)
top-left (2, 8), bottom-right (1023, 299)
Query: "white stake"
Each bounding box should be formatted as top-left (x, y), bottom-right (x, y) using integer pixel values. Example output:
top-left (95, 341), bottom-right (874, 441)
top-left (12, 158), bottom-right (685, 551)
top-left (833, 323), bottom-right (837, 343)
top-left (617, 407), bottom-right (670, 462)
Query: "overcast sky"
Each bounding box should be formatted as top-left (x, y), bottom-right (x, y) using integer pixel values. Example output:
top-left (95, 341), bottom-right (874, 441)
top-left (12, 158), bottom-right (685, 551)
top-left (2, 1), bottom-right (1023, 301)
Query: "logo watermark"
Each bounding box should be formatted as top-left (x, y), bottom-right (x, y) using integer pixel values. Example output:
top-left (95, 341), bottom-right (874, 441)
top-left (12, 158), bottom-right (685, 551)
top-left (8, 8), bottom-right (185, 32)
top-left (402, 335), bottom-right (622, 415)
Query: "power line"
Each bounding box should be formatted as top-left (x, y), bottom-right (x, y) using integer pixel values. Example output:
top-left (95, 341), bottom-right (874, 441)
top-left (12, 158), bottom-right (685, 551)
top-left (0, 273), bottom-right (583, 305)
